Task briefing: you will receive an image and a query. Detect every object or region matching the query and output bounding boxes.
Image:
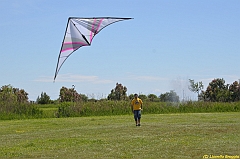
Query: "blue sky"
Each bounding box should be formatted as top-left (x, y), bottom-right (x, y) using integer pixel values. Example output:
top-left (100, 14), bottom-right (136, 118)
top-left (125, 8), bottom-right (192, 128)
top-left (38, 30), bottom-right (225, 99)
top-left (0, 0), bottom-right (239, 101)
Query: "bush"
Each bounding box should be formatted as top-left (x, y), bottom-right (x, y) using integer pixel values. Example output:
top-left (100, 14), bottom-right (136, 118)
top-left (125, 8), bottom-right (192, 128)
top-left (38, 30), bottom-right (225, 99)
top-left (0, 102), bottom-right (43, 120)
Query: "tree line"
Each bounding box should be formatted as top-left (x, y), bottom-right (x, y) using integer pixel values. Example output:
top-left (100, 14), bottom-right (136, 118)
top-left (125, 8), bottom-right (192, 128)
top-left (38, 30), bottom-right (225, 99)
top-left (35, 84), bottom-right (179, 104)
top-left (1, 78), bottom-right (240, 105)
top-left (189, 78), bottom-right (240, 102)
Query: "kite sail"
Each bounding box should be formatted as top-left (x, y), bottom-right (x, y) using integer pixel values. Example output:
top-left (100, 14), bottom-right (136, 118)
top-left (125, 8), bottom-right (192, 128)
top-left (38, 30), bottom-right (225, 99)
top-left (54, 17), bottom-right (132, 81)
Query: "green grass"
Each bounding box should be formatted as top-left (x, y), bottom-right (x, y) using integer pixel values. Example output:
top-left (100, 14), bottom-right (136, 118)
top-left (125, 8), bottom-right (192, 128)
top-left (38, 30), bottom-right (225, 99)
top-left (0, 112), bottom-right (239, 158)
top-left (39, 108), bottom-right (58, 118)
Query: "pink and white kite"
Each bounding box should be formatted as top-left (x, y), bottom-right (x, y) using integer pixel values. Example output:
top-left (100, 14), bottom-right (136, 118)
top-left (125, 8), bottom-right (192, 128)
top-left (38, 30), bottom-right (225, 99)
top-left (54, 17), bottom-right (132, 81)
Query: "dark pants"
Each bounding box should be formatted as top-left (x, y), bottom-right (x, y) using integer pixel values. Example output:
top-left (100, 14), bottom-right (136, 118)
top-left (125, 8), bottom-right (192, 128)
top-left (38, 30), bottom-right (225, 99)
top-left (133, 110), bottom-right (141, 121)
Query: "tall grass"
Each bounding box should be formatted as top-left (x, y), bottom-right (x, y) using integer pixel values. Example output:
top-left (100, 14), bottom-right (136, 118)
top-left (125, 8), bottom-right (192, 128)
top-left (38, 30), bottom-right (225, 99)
top-left (56, 100), bottom-right (131, 117)
top-left (55, 100), bottom-right (240, 118)
top-left (1, 100), bottom-right (240, 120)
top-left (0, 102), bottom-right (43, 120)
top-left (178, 101), bottom-right (240, 113)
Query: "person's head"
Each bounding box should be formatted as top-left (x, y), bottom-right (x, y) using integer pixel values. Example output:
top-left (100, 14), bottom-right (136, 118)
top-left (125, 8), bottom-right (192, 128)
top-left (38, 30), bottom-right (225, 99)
top-left (134, 94), bottom-right (138, 99)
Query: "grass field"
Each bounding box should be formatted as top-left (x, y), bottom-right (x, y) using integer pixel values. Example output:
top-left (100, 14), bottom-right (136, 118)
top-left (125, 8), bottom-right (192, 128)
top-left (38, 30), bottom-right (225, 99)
top-left (0, 112), bottom-right (239, 159)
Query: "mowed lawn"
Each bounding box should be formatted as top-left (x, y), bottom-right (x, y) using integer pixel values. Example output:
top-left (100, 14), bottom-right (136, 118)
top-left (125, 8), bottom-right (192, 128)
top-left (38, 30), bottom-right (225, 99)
top-left (0, 113), bottom-right (239, 159)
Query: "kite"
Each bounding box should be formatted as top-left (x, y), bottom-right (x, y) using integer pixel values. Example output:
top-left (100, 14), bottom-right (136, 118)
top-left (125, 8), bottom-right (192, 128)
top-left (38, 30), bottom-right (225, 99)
top-left (54, 17), bottom-right (132, 81)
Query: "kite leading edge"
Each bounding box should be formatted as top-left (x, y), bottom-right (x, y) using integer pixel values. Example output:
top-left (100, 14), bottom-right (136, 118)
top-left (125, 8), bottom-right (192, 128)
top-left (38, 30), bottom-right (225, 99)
top-left (54, 17), bottom-right (132, 81)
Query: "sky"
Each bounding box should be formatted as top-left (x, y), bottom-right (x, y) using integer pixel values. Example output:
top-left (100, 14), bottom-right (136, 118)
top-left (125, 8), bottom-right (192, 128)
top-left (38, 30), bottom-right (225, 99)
top-left (0, 0), bottom-right (239, 101)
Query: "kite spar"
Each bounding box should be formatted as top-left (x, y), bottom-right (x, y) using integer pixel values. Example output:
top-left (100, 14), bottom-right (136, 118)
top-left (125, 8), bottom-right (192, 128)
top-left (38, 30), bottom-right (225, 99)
top-left (54, 17), bottom-right (132, 81)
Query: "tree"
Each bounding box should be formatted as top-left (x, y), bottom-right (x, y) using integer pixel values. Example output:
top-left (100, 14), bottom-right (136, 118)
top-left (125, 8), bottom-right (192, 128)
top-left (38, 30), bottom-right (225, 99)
top-left (128, 94), bottom-right (134, 100)
top-left (147, 94), bottom-right (158, 102)
top-left (107, 83), bottom-right (128, 100)
top-left (0, 85), bottom-right (17, 103)
top-left (129, 94), bottom-right (147, 101)
top-left (159, 90), bottom-right (179, 102)
top-left (188, 79), bottom-right (204, 101)
top-left (13, 88), bottom-right (29, 103)
top-left (139, 94), bottom-right (147, 101)
top-left (80, 94), bottom-right (88, 102)
top-left (59, 86), bottom-right (82, 102)
top-left (0, 85), bottom-right (28, 103)
top-left (229, 81), bottom-right (240, 102)
top-left (0, 85), bottom-right (29, 114)
top-left (202, 78), bottom-right (230, 102)
top-left (36, 92), bottom-right (51, 104)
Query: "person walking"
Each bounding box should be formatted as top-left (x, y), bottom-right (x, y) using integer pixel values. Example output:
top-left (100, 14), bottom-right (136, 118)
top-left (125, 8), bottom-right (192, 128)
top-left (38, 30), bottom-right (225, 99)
top-left (131, 94), bottom-right (143, 126)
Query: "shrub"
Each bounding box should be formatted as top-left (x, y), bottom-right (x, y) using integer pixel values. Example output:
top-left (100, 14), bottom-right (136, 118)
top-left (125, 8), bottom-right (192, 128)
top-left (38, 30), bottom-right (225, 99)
top-left (0, 102), bottom-right (43, 120)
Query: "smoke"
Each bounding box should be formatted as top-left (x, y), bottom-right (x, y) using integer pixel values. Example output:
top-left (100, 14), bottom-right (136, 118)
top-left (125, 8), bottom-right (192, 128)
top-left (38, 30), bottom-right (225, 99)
top-left (170, 77), bottom-right (197, 101)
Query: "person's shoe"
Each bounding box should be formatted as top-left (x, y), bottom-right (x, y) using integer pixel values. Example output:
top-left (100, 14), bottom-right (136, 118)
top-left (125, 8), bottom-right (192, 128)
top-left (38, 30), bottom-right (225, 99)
top-left (137, 124), bottom-right (141, 126)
